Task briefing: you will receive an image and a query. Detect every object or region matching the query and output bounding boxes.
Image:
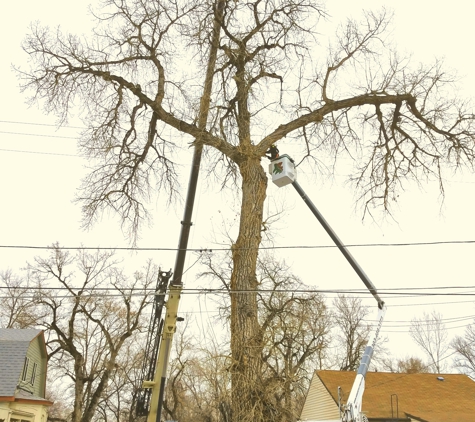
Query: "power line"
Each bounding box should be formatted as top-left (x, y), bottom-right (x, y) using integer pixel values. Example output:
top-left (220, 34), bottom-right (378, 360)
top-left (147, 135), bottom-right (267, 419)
top-left (3, 287), bottom-right (474, 310)
top-left (381, 323), bottom-right (470, 334)
top-left (390, 299), bottom-right (475, 308)
top-left (0, 130), bottom-right (78, 139)
top-left (1, 239), bottom-right (475, 252)
top-left (0, 148), bottom-right (78, 157)
top-left (2, 286), bottom-right (475, 298)
top-left (1, 286), bottom-right (473, 325)
top-left (0, 120), bottom-right (84, 129)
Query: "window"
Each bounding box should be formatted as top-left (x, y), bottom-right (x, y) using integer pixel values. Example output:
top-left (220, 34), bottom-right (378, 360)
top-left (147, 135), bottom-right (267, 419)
top-left (21, 357), bottom-right (29, 381)
top-left (30, 362), bottom-right (37, 385)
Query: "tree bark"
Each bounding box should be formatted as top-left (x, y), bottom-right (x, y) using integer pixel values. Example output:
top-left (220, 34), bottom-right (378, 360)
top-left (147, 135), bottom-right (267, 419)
top-left (230, 156), bottom-right (268, 422)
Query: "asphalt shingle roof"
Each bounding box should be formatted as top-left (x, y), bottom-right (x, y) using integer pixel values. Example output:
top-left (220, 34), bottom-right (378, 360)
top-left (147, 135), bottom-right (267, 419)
top-left (0, 328), bottom-right (42, 396)
top-left (315, 370), bottom-right (475, 422)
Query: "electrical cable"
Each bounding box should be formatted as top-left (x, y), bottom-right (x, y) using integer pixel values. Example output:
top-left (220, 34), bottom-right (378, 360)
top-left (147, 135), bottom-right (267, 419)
top-left (0, 120), bottom-right (84, 129)
top-left (3, 285), bottom-right (475, 294)
top-left (0, 130), bottom-right (78, 139)
top-left (0, 148), bottom-right (78, 157)
top-left (2, 239), bottom-right (475, 251)
top-left (4, 287), bottom-right (475, 302)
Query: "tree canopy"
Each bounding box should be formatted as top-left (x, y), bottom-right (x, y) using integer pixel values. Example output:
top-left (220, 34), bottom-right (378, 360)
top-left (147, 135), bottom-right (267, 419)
top-left (18, 1), bottom-right (475, 421)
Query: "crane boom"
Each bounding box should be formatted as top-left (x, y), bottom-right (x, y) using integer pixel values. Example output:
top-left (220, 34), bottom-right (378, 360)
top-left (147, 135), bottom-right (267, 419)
top-left (135, 145), bottom-right (203, 422)
top-left (268, 152), bottom-right (386, 422)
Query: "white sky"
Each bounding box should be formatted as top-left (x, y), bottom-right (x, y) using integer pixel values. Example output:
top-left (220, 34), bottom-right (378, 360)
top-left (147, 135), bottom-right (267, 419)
top-left (2, 0), bottom-right (475, 368)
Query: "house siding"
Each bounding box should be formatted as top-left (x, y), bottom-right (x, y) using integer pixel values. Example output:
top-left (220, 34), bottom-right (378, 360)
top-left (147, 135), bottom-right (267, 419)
top-left (17, 336), bottom-right (46, 398)
top-left (300, 373), bottom-right (340, 421)
top-left (28, 337), bottom-right (46, 398)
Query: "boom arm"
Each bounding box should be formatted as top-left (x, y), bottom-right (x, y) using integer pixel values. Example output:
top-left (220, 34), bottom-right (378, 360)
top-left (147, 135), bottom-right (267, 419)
top-left (136, 145), bottom-right (203, 422)
top-left (341, 304), bottom-right (386, 422)
top-left (268, 153), bottom-right (386, 422)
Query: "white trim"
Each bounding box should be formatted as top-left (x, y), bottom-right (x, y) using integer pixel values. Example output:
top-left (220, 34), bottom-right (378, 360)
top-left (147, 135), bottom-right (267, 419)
top-left (21, 357), bottom-right (30, 382)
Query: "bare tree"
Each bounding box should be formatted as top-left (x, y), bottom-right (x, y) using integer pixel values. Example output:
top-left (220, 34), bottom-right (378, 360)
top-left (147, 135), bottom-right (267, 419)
top-left (27, 245), bottom-right (156, 422)
top-left (451, 323), bottom-right (475, 377)
top-left (19, 1), bottom-right (475, 420)
top-left (257, 256), bottom-right (331, 422)
top-left (332, 294), bottom-right (372, 371)
top-left (0, 270), bottom-right (42, 328)
top-left (94, 338), bottom-right (149, 422)
top-left (410, 311), bottom-right (450, 373)
top-left (382, 355), bottom-right (429, 374)
top-left (162, 319), bottom-right (231, 422)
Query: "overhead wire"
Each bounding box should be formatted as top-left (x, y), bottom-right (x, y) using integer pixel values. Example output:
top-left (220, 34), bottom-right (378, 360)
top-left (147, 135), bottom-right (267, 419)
top-left (2, 124), bottom-right (474, 333)
top-left (2, 287), bottom-right (472, 332)
top-left (2, 239), bottom-right (475, 251)
top-left (0, 130), bottom-right (78, 139)
top-left (6, 284), bottom-right (475, 302)
top-left (0, 120), bottom-right (84, 129)
top-left (0, 120), bottom-right (79, 157)
top-left (0, 148), bottom-right (78, 157)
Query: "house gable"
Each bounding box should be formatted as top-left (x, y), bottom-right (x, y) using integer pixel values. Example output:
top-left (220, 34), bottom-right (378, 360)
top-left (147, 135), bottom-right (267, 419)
top-left (301, 373), bottom-right (340, 421)
top-left (0, 329), bottom-right (52, 422)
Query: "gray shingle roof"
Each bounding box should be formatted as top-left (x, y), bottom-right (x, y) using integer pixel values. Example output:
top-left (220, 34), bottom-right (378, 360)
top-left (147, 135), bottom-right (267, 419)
top-left (0, 328), bottom-right (42, 342)
top-left (0, 328), bottom-right (42, 396)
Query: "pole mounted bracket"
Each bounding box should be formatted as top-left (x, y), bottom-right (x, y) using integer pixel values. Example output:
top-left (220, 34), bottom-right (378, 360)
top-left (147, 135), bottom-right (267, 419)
top-left (142, 381), bottom-right (156, 389)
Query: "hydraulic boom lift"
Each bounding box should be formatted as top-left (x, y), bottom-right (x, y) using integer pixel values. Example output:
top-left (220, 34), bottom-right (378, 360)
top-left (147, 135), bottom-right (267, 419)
top-left (135, 145), bottom-right (203, 422)
top-left (267, 150), bottom-right (387, 422)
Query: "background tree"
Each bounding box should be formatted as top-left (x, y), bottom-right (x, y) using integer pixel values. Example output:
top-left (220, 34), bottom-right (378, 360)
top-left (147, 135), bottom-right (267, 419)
top-left (331, 294), bottom-right (389, 372)
top-left (28, 245), bottom-right (156, 422)
top-left (257, 255), bottom-right (331, 422)
top-left (332, 294), bottom-right (371, 371)
top-left (0, 269), bottom-right (43, 328)
top-left (382, 355), bottom-right (429, 374)
top-left (451, 322), bottom-right (475, 377)
top-left (94, 339), bottom-right (148, 422)
top-left (19, 1), bottom-right (475, 420)
top-left (162, 319), bottom-right (232, 422)
top-left (410, 311), bottom-right (450, 373)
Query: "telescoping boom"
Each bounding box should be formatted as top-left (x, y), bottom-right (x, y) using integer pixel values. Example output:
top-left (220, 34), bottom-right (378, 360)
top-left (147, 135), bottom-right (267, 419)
top-left (267, 150), bottom-right (387, 422)
top-left (136, 146), bottom-right (203, 422)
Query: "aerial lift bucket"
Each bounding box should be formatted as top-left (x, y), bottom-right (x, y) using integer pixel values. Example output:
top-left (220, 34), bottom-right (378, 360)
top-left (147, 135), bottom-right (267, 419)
top-left (269, 154), bottom-right (296, 187)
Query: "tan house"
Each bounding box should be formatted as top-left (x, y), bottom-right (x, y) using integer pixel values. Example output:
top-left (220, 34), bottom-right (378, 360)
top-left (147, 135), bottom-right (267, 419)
top-left (300, 370), bottom-right (475, 422)
top-left (0, 329), bottom-right (52, 422)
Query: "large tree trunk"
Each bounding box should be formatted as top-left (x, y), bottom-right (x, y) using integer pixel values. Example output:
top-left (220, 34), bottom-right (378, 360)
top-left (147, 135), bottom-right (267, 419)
top-left (230, 156), bottom-right (268, 422)
top-left (72, 355), bottom-right (85, 422)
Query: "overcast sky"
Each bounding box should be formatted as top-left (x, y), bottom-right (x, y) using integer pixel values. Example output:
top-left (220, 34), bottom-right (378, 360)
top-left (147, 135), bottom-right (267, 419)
top-left (2, 0), bottom-right (475, 366)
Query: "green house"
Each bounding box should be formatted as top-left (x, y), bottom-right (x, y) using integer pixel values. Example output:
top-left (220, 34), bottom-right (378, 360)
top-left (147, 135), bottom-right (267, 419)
top-left (0, 329), bottom-right (53, 422)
